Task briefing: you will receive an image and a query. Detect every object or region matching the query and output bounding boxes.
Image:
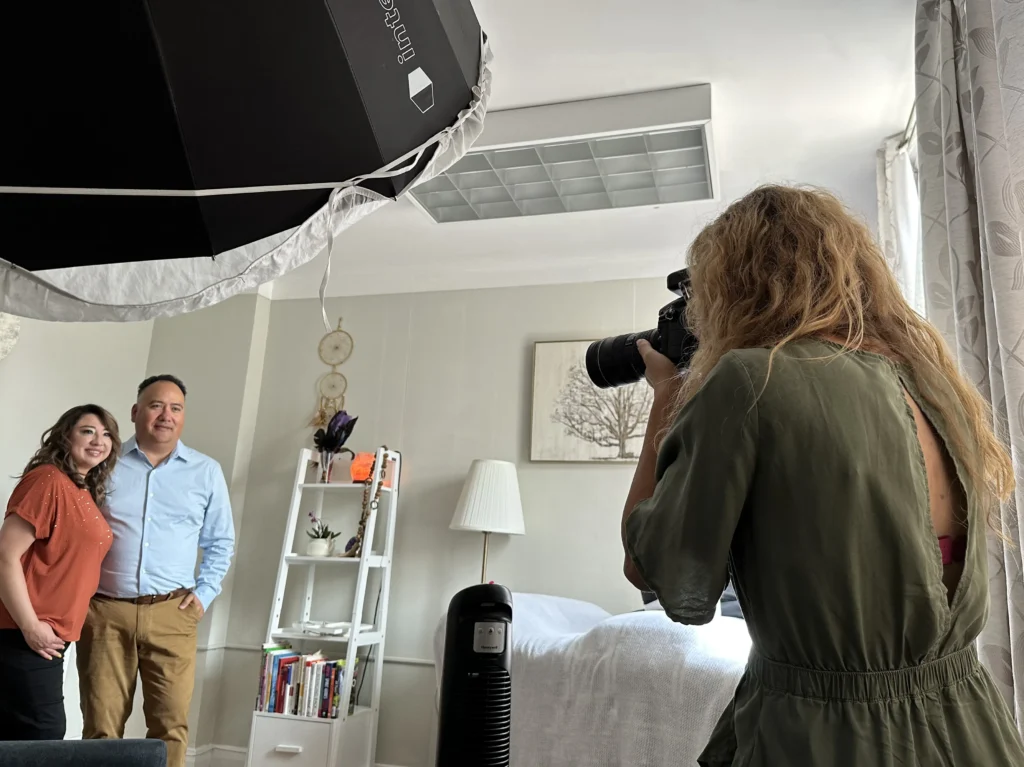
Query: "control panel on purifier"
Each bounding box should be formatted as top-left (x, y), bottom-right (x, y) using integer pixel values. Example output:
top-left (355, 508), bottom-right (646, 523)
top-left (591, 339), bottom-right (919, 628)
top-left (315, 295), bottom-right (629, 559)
top-left (473, 621), bottom-right (506, 654)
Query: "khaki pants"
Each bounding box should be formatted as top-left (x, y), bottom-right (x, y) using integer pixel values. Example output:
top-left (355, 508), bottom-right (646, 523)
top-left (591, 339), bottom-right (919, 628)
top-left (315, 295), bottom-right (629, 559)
top-left (77, 595), bottom-right (200, 767)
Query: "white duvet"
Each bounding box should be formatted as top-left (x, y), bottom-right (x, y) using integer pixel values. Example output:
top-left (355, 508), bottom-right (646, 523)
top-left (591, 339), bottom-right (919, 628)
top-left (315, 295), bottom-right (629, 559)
top-left (434, 592), bottom-right (751, 766)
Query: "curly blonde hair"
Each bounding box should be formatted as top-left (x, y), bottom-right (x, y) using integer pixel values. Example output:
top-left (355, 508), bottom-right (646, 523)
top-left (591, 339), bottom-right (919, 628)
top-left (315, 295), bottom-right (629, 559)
top-left (674, 184), bottom-right (1013, 527)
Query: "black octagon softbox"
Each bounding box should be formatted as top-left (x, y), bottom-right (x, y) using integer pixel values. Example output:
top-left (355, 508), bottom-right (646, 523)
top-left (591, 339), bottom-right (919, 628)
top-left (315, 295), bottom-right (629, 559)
top-left (0, 0), bottom-right (482, 273)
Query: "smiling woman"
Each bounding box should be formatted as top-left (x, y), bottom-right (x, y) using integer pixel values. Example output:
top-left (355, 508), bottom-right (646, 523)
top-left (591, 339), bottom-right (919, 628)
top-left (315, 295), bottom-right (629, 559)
top-left (0, 404), bottom-right (121, 741)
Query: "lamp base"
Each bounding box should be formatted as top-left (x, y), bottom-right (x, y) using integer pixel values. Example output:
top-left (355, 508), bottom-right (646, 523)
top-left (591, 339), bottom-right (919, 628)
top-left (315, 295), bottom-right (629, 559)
top-left (480, 531), bottom-right (491, 584)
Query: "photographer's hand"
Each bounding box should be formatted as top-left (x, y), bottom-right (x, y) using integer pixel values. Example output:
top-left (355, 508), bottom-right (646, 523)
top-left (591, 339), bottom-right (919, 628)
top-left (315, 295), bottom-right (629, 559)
top-left (637, 339), bottom-right (681, 399)
top-left (621, 340), bottom-right (681, 591)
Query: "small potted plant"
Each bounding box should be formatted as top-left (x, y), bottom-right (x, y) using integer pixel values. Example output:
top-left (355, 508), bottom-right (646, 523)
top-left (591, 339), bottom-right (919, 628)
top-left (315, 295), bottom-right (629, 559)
top-left (306, 515), bottom-right (342, 557)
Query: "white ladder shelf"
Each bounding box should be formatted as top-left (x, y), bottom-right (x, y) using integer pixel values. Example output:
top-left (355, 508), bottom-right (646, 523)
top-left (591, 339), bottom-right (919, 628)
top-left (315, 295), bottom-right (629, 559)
top-left (246, 446), bottom-right (401, 767)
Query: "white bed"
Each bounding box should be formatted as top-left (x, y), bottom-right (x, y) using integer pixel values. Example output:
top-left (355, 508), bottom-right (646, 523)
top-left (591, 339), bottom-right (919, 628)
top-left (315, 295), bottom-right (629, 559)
top-left (433, 592), bottom-right (751, 766)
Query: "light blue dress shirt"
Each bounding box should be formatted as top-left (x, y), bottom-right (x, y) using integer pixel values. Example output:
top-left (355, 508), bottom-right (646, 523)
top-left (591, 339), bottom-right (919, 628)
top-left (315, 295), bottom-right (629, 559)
top-left (99, 437), bottom-right (235, 610)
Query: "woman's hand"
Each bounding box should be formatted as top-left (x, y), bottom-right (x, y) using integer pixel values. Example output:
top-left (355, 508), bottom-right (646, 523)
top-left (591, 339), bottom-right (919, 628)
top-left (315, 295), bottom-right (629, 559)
top-left (623, 340), bottom-right (680, 592)
top-left (637, 339), bottom-right (681, 400)
top-left (22, 619), bottom-right (64, 660)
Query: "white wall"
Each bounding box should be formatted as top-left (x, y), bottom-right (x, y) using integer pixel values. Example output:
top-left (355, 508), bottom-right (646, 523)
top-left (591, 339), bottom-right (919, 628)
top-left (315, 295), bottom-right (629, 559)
top-left (0, 317), bottom-right (154, 739)
top-left (222, 277), bottom-right (670, 765)
top-left (141, 295), bottom-right (270, 752)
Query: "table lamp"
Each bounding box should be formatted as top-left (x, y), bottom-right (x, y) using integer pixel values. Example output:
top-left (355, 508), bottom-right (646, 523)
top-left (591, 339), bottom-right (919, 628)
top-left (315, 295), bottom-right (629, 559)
top-left (450, 459), bottom-right (526, 583)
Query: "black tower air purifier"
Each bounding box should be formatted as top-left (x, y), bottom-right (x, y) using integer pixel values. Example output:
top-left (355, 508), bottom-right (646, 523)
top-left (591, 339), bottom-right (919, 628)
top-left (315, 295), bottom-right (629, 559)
top-left (436, 583), bottom-right (513, 767)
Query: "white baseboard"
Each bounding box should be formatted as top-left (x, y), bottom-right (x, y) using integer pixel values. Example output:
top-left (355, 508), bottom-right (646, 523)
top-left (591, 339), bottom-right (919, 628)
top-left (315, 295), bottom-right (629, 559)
top-left (186, 744), bottom-right (406, 767)
top-left (186, 744), bottom-right (246, 767)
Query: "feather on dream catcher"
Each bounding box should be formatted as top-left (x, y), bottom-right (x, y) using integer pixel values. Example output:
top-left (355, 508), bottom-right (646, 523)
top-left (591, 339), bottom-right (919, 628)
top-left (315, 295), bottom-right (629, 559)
top-left (310, 318), bottom-right (353, 427)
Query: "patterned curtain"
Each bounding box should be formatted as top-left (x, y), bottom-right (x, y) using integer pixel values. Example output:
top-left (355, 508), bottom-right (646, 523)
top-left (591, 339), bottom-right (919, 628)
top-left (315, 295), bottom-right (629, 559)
top-left (915, 0), bottom-right (1024, 723)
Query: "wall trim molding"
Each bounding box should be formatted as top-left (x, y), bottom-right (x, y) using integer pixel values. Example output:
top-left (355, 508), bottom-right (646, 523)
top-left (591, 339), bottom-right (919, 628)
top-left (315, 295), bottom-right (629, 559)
top-left (197, 642), bottom-right (435, 667)
top-left (185, 743), bottom-right (246, 767)
top-left (186, 745), bottom-right (410, 767)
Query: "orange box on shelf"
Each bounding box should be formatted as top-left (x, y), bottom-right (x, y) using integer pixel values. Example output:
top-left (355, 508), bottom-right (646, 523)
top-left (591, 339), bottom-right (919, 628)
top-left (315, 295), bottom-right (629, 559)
top-left (349, 452), bottom-right (394, 488)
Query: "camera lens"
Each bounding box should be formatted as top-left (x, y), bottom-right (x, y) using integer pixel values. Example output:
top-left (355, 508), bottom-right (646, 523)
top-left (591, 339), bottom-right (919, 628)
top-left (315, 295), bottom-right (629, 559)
top-left (585, 329), bottom-right (660, 389)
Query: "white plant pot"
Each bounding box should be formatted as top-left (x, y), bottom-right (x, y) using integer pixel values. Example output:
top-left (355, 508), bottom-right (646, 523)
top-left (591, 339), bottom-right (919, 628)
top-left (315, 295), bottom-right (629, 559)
top-left (306, 539), bottom-right (332, 557)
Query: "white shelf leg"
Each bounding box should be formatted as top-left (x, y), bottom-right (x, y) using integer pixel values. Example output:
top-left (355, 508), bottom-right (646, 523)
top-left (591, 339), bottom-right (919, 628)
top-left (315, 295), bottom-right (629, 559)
top-left (266, 449), bottom-right (310, 639)
top-left (302, 565), bottom-right (315, 624)
top-left (366, 451), bottom-right (400, 766)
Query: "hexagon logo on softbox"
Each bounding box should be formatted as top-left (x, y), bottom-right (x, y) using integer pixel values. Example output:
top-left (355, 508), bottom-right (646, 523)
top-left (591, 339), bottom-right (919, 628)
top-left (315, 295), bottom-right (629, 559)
top-left (409, 68), bottom-right (434, 114)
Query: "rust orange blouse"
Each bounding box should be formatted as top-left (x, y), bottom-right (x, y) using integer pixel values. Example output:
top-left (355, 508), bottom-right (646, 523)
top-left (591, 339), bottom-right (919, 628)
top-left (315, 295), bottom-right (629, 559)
top-left (0, 465), bottom-right (112, 641)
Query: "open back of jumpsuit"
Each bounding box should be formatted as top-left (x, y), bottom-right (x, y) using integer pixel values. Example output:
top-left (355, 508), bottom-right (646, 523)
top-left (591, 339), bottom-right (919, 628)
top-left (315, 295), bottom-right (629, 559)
top-left (625, 340), bottom-right (1024, 766)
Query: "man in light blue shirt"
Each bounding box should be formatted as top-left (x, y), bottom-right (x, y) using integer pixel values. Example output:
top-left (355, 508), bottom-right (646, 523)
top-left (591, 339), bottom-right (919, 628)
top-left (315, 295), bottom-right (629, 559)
top-left (77, 374), bottom-right (234, 767)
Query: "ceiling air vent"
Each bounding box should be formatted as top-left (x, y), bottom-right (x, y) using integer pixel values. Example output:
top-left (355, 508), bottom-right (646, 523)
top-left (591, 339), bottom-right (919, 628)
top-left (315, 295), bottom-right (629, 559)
top-left (409, 126), bottom-right (712, 222)
top-left (408, 84), bottom-right (716, 223)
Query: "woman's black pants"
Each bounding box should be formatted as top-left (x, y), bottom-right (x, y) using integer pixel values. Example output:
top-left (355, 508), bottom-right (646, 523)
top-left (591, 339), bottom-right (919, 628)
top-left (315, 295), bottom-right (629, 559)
top-left (0, 629), bottom-right (67, 740)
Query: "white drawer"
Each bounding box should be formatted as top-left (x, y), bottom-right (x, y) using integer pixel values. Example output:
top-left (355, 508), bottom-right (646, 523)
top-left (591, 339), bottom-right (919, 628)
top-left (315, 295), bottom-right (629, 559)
top-left (248, 716), bottom-right (331, 767)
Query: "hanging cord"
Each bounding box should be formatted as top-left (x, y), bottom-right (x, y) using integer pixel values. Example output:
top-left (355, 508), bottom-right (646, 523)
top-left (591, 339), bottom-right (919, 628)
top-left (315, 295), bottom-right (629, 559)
top-left (317, 135), bottom-right (443, 330)
top-left (898, 104), bottom-right (917, 149)
top-left (316, 31), bottom-right (491, 330)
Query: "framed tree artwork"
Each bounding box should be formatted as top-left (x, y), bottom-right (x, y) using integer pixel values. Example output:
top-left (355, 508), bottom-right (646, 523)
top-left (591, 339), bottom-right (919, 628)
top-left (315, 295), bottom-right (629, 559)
top-left (530, 340), bottom-right (653, 462)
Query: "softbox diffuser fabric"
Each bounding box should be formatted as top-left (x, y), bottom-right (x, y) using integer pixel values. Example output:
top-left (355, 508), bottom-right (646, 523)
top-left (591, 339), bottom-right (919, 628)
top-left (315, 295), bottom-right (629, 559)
top-left (0, 0), bottom-right (491, 322)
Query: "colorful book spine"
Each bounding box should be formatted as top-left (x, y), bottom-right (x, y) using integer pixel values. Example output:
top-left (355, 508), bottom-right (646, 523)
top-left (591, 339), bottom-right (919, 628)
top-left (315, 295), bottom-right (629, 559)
top-left (319, 663), bottom-right (332, 718)
top-left (275, 657), bottom-right (297, 713)
top-left (255, 649), bottom-right (359, 718)
top-left (330, 661), bottom-right (344, 718)
top-left (302, 661), bottom-right (314, 717)
top-left (311, 660), bottom-right (321, 716)
top-left (255, 645), bottom-right (290, 712)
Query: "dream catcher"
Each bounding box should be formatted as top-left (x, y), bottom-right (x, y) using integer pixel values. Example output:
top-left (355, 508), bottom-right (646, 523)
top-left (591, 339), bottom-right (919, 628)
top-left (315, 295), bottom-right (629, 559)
top-left (310, 318), bottom-right (354, 427)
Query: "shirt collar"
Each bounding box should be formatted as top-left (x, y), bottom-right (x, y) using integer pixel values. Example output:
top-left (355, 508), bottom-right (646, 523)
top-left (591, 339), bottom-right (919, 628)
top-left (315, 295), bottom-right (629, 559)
top-left (123, 436), bottom-right (192, 463)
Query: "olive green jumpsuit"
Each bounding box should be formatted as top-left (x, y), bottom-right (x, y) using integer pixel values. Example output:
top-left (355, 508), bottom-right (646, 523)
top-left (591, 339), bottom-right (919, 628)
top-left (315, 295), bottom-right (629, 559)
top-left (625, 340), bottom-right (1024, 766)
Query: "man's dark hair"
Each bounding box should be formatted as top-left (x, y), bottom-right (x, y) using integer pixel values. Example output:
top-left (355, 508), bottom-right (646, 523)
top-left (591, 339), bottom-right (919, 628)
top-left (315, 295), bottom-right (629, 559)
top-left (137, 374), bottom-right (187, 400)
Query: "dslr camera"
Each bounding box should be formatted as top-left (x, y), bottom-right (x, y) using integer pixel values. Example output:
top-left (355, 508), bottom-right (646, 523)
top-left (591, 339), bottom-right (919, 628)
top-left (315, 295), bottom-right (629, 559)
top-left (585, 268), bottom-right (697, 388)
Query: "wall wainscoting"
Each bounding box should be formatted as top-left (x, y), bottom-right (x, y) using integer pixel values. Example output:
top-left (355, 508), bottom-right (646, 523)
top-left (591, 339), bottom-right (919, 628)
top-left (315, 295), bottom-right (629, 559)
top-left (197, 641), bottom-right (436, 669)
top-left (185, 748), bottom-right (408, 767)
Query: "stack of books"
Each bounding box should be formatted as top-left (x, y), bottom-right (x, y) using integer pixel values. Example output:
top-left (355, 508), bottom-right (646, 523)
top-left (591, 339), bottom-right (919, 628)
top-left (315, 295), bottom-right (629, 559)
top-left (255, 643), bottom-right (360, 718)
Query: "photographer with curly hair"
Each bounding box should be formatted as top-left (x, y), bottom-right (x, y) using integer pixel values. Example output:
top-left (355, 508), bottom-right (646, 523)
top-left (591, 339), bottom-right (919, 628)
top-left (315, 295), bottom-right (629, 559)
top-left (621, 185), bottom-right (1024, 766)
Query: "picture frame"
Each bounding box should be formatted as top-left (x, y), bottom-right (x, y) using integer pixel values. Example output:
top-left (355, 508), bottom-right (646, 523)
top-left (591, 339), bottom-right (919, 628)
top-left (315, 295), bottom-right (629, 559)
top-left (530, 340), bottom-right (653, 463)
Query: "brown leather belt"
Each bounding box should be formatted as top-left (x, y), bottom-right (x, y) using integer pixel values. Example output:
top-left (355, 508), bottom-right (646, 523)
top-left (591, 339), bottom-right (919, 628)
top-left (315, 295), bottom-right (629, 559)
top-left (96, 588), bottom-right (191, 605)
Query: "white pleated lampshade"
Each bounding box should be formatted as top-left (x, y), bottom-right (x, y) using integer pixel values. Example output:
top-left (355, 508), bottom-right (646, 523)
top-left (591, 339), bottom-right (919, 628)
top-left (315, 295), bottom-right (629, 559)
top-left (450, 459), bottom-right (526, 535)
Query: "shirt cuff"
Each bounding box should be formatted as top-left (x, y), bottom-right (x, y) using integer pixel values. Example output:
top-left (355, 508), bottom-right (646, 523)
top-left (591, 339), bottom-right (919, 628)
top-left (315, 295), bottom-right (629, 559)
top-left (193, 586), bottom-right (217, 612)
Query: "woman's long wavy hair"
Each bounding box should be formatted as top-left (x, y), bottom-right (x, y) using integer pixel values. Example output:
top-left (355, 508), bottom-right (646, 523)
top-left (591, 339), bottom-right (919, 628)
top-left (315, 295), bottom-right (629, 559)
top-left (674, 184), bottom-right (1014, 528)
top-left (22, 404), bottom-right (121, 506)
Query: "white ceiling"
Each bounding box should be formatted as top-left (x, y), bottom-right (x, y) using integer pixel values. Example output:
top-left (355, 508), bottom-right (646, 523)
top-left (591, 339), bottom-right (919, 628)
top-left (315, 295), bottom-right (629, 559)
top-left (272, 0), bottom-right (916, 301)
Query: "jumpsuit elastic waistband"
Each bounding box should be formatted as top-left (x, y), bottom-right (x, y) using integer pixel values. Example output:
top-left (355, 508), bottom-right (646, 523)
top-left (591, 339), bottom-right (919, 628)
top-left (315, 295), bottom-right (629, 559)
top-left (748, 645), bottom-right (980, 702)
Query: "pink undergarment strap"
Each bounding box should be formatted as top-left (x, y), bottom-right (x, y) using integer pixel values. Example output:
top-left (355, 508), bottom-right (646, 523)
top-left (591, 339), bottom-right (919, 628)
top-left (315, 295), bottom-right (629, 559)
top-left (938, 536), bottom-right (967, 566)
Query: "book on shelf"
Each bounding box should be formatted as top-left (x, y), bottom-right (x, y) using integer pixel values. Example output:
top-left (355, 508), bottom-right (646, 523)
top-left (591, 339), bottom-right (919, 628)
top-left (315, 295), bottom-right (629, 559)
top-left (255, 642), bottom-right (360, 718)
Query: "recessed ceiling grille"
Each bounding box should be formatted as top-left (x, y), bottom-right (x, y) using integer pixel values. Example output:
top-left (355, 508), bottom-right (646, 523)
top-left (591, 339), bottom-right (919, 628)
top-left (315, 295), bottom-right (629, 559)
top-left (410, 126), bottom-right (711, 223)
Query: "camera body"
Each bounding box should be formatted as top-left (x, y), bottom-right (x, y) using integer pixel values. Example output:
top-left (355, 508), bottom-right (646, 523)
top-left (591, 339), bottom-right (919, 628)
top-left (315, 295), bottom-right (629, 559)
top-left (585, 268), bottom-right (697, 389)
